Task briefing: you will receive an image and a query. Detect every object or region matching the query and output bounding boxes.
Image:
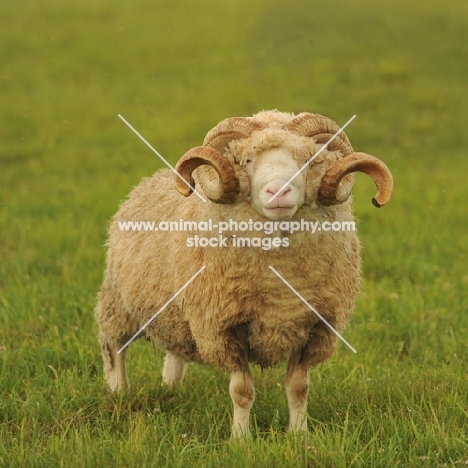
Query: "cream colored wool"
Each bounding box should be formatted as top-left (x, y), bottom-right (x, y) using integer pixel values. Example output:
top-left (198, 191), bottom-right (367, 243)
top-left (95, 110), bottom-right (365, 436)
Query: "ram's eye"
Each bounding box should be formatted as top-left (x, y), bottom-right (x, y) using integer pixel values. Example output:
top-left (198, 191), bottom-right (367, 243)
top-left (245, 158), bottom-right (253, 164)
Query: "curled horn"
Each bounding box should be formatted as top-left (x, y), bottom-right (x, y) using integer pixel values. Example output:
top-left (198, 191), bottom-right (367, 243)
top-left (287, 112), bottom-right (354, 156)
top-left (288, 113), bottom-right (393, 207)
top-left (203, 117), bottom-right (264, 153)
top-left (288, 113), bottom-right (356, 202)
top-left (318, 152), bottom-right (394, 207)
top-left (175, 118), bottom-right (263, 204)
top-left (175, 146), bottom-right (240, 203)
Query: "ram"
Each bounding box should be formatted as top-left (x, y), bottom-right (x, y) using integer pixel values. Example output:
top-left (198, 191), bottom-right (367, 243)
top-left (95, 110), bottom-right (393, 437)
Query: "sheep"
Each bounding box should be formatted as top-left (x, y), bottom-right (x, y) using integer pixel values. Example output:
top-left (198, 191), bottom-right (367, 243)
top-left (95, 110), bottom-right (393, 438)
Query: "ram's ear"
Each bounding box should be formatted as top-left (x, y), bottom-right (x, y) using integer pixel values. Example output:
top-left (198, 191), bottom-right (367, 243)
top-left (175, 146), bottom-right (241, 204)
top-left (318, 153), bottom-right (393, 207)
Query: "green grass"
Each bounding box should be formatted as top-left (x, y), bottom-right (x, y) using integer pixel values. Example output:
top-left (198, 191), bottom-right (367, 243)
top-left (1, 0), bottom-right (467, 466)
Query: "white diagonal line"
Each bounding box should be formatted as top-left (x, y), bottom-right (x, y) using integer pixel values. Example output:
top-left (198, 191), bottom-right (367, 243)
top-left (268, 114), bottom-right (357, 203)
top-left (268, 266), bottom-right (357, 353)
top-left (117, 265), bottom-right (206, 354)
top-left (118, 114), bottom-right (207, 203)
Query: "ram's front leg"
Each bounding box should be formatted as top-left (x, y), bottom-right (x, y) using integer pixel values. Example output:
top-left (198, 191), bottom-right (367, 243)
top-left (285, 351), bottom-right (309, 432)
top-left (191, 322), bottom-right (254, 438)
top-left (229, 369), bottom-right (255, 438)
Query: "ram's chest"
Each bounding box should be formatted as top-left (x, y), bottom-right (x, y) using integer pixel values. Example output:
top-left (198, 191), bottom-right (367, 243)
top-left (230, 297), bottom-right (330, 366)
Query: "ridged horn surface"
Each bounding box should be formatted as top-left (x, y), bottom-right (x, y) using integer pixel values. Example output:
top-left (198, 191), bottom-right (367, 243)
top-left (318, 152), bottom-right (393, 207)
top-left (175, 146), bottom-right (240, 204)
top-left (287, 113), bottom-right (354, 156)
top-left (203, 117), bottom-right (264, 153)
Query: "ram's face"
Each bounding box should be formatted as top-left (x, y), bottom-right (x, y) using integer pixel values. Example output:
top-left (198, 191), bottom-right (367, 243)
top-left (242, 148), bottom-right (306, 220)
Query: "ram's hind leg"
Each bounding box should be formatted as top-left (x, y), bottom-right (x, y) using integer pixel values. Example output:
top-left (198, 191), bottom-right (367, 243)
top-left (285, 351), bottom-right (309, 432)
top-left (162, 352), bottom-right (187, 388)
top-left (100, 338), bottom-right (129, 392)
top-left (95, 289), bottom-right (133, 392)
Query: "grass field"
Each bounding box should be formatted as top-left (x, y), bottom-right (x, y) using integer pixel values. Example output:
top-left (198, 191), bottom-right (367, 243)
top-left (1, 0), bottom-right (467, 466)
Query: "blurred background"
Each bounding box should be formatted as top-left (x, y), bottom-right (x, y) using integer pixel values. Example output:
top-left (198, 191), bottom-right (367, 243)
top-left (2, 0), bottom-right (466, 275)
top-left (0, 0), bottom-right (467, 464)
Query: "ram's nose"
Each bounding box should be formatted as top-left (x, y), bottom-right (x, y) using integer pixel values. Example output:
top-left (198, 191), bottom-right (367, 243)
top-left (265, 185), bottom-right (292, 205)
